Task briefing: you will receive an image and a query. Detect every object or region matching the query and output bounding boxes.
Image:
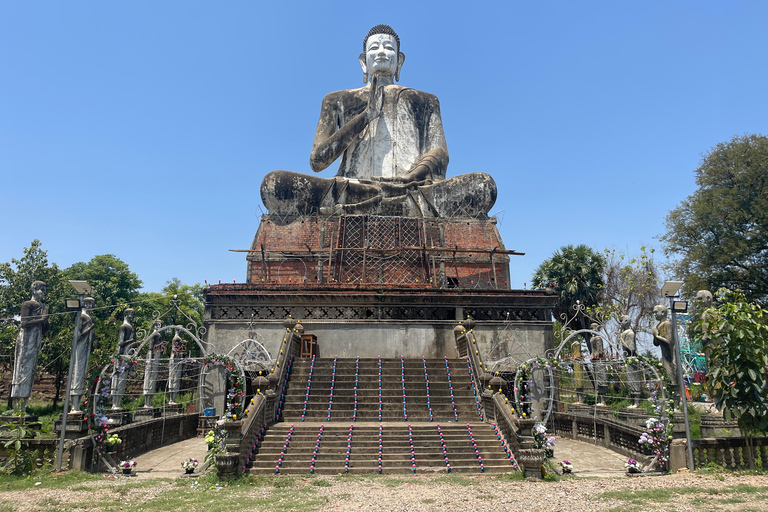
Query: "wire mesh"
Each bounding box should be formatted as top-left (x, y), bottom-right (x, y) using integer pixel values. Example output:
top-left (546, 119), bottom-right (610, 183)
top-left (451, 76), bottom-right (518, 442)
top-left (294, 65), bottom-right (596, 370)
top-left (332, 215), bottom-right (430, 284)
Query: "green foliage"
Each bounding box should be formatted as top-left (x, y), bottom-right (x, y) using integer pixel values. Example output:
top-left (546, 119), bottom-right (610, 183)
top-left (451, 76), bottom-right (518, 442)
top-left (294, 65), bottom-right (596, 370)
top-left (661, 134), bottom-right (768, 304)
top-left (701, 289), bottom-right (768, 438)
top-left (532, 244), bottom-right (605, 330)
top-left (591, 247), bottom-right (660, 352)
top-left (0, 421), bottom-right (44, 475)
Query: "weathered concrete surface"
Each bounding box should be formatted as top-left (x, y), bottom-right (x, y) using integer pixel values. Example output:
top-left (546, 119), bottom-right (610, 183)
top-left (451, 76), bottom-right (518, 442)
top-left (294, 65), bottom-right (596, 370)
top-left (554, 436), bottom-right (629, 478)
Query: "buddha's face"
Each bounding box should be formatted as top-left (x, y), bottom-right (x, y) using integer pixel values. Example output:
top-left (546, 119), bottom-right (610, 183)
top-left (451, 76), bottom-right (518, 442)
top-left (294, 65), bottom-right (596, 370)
top-left (363, 33), bottom-right (399, 79)
top-left (653, 306), bottom-right (667, 321)
top-left (125, 310), bottom-right (134, 323)
top-left (33, 286), bottom-right (46, 302)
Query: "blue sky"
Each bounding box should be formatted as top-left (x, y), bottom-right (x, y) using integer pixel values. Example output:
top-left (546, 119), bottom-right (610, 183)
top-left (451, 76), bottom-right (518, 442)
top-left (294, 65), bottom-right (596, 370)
top-left (1, 1), bottom-right (766, 292)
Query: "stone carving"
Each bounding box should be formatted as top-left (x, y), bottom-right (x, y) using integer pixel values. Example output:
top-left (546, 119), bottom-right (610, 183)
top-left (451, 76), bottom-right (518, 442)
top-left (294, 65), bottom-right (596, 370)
top-left (619, 314), bottom-right (641, 407)
top-left (11, 281), bottom-right (49, 411)
top-left (260, 24), bottom-right (497, 218)
top-left (111, 308), bottom-right (135, 409)
top-left (590, 323), bottom-right (607, 405)
top-left (142, 320), bottom-right (164, 408)
top-left (652, 304), bottom-right (679, 407)
top-left (571, 339), bottom-right (585, 403)
top-left (70, 297), bottom-right (95, 412)
top-left (695, 289), bottom-right (719, 361)
top-left (168, 329), bottom-right (188, 403)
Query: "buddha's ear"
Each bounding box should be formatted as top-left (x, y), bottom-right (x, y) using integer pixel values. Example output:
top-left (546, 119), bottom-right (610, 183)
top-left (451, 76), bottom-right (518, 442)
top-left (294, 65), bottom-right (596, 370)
top-left (395, 52), bottom-right (405, 82)
top-left (359, 52), bottom-right (368, 84)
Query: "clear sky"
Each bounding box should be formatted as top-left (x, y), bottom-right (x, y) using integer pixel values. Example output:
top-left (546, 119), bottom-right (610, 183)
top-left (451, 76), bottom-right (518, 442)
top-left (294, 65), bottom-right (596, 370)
top-left (1, 1), bottom-right (766, 292)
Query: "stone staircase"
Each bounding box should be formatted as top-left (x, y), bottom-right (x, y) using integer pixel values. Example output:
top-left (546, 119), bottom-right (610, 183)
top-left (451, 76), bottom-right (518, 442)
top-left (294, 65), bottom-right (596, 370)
top-left (247, 357), bottom-right (516, 475)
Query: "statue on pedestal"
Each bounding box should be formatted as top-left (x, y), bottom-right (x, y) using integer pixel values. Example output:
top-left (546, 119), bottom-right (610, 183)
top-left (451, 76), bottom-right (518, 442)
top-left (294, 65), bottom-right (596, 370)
top-left (142, 320), bottom-right (164, 408)
top-left (652, 304), bottom-right (679, 408)
top-left (260, 24), bottom-right (496, 218)
top-left (590, 322), bottom-right (607, 406)
top-left (111, 308), bottom-right (135, 409)
top-left (70, 297), bottom-right (95, 412)
top-left (619, 314), bottom-right (641, 407)
top-left (168, 329), bottom-right (187, 403)
top-left (11, 281), bottom-right (49, 411)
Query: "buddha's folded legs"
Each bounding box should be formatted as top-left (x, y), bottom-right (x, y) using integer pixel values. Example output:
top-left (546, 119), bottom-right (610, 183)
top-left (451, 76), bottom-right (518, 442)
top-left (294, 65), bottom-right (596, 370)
top-left (260, 170), bottom-right (496, 218)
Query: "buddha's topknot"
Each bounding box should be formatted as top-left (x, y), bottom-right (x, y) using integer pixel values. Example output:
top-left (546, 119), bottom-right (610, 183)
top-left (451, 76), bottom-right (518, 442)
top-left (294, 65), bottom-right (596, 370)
top-left (363, 24), bottom-right (400, 53)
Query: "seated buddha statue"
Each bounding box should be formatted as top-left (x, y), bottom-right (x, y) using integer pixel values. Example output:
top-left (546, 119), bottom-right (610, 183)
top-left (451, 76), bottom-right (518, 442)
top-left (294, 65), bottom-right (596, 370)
top-left (260, 24), bottom-right (497, 218)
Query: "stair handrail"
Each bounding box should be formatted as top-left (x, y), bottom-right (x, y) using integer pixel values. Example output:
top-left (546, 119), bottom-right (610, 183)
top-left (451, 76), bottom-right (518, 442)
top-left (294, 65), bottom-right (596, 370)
top-left (454, 319), bottom-right (492, 416)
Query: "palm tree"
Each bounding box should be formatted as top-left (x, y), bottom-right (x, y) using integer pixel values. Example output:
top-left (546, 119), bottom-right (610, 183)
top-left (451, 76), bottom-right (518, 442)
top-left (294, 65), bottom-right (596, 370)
top-left (532, 244), bottom-right (605, 332)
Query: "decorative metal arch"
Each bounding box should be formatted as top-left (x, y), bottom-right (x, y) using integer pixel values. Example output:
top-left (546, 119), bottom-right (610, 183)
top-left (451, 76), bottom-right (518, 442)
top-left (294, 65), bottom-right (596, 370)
top-left (226, 337), bottom-right (274, 374)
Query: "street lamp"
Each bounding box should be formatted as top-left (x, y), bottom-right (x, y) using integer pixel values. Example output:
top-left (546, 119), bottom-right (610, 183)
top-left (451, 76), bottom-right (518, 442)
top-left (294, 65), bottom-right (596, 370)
top-left (661, 280), bottom-right (695, 472)
top-left (56, 280), bottom-right (92, 471)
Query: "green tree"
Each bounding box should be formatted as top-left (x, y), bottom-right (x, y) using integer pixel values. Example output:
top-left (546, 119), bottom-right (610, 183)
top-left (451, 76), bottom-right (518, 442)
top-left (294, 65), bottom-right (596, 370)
top-left (594, 247), bottom-right (661, 354)
top-left (41, 255), bottom-right (142, 405)
top-left (532, 244), bottom-right (605, 332)
top-left (133, 279), bottom-right (205, 357)
top-left (661, 134), bottom-right (768, 304)
top-left (701, 289), bottom-right (768, 468)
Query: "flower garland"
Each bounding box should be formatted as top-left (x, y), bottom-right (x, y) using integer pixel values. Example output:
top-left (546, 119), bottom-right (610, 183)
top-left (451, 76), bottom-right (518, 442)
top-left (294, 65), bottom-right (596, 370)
top-left (202, 354), bottom-right (245, 420)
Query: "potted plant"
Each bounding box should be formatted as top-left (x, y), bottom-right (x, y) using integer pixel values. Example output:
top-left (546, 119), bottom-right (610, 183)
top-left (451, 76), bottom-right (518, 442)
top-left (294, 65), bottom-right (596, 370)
top-left (118, 458), bottom-right (137, 475)
top-left (560, 460), bottom-right (573, 474)
top-left (625, 458), bottom-right (641, 474)
top-left (105, 434), bottom-right (122, 453)
top-left (181, 458), bottom-right (199, 474)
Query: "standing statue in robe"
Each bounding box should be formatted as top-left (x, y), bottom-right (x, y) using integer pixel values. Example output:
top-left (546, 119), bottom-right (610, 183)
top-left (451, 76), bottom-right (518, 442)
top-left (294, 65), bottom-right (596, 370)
top-left (111, 308), bottom-right (135, 409)
top-left (619, 315), bottom-right (642, 407)
top-left (11, 281), bottom-right (49, 411)
top-left (70, 297), bottom-right (95, 413)
top-left (652, 304), bottom-right (680, 408)
top-left (260, 24), bottom-right (496, 218)
top-left (168, 329), bottom-right (187, 403)
top-left (590, 322), bottom-right (608, 406)
top-left (142, 320), bottom-right (164, 408)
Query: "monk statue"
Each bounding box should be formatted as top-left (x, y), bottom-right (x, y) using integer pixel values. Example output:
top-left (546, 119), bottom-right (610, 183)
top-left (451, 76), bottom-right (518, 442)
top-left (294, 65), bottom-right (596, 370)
top-left (652, 304), bottom-right (679, 408)
top-left (142, 319), bottom-right (164, 408)
top-left (260, 24), bottom-right (497, 218)
top-left (619, 314), bottom-right (642, 407)
top-left (590, 322), bottom-right (607, 405)
top-left (111, 308), bottom-right (135, 409)
top-left (11, 281), bottom-right (49, 411)
top-left (168, 328), bottom-right (188, 403)
top-left (70, 297), bottom-right (96, 412)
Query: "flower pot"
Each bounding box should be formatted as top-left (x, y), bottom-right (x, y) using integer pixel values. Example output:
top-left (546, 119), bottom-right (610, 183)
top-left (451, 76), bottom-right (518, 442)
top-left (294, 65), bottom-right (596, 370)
top-left (122, 468), bottom-right (132, 475)
top-left (185, 468), bottom-right (195, 474)
top-left (627, 466), bottom-right (641, 474)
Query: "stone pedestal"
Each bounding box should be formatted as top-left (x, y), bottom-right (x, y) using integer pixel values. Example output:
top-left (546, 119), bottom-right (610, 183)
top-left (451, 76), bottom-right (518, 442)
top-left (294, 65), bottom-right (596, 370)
top-left (700, 413), bottom-right (741, 437)
top-left (133, 407), bottom-right (161, 423)
top-left (105, 408), bottom-right (131, 426)
top-left (0, 415), bottom-right (41, 431)
top-left (671, 421), bottom-right (688, 439)
top-left (54, 412), bottom-right (89, 440)
top-left (593, 404), bottom-right (614, 419)
top-left (567, 403), bottom-right (593, 416)
top-left (517, 448), bottom-right (545, 480)
top-left (618, 407), bottom-right (649, 427)
top-left (163, 403), bottom-right (183, 416)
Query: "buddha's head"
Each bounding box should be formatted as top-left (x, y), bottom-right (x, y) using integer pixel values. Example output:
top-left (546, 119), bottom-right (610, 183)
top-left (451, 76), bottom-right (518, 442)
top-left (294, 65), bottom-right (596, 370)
top-left (360, 24), bottom-right (405, 83)
top-left (619, 314), bottom-right (631, 330)
top-left (82, 297), bottom-right (95, 311)
top-left (124, 308), bottom-right (135, 323)
top-left (31, 281), bottom-right (46, 302)
top-left (695, 289), bottom-right (713, 308)
top-left (653, 304), bottom-right (668, 321)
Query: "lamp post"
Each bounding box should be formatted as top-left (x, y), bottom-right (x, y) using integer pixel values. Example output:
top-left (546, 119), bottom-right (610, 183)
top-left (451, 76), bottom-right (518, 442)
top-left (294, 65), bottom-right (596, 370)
top-left (56, 280), bottom-right (92, 471)
top-left (661, 281), bottom-right (695, 471)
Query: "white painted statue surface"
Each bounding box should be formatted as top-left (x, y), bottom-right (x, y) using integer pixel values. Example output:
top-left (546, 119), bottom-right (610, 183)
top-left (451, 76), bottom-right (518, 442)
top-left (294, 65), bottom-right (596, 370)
top-left (70, 297), bottom-right (95, 412)
top-left (260, 25), bottom-right (496, 218)
top-left (11, 281), bottom-right (49, 408)
top-left (168, 329), bottom-right (187, 403)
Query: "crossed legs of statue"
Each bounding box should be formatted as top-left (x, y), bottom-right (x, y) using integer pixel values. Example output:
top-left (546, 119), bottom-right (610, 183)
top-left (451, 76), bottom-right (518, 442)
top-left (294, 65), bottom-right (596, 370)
top-left (260, 170), bottom-right (496, 218)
